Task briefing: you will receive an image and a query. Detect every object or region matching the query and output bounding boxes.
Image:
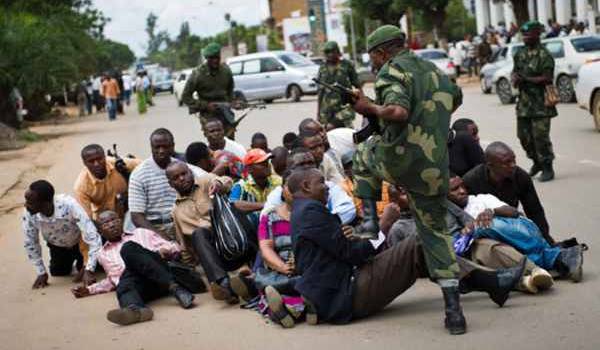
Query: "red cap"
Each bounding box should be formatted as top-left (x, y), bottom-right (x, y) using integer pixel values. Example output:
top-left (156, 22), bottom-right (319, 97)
top-left (243, 148), bottom-right (272, 166)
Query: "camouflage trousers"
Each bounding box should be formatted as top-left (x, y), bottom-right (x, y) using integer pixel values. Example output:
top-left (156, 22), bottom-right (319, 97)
top-left (517, 117), bottom-right (554, 165)
top-left (353, 141), bottom-right (459, 280)
top-left (318, 105), bottom-right (356, 129)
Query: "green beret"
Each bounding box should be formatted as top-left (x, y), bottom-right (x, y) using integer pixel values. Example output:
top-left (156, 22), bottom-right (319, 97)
top-left (202, 42), bottom-right (221, 57)
top-left (367, 25), bottom-right (405, 52)
top-left (520, 21), bottom-right (545, 33)
top-left (323, 41), bottom-right (340, 52)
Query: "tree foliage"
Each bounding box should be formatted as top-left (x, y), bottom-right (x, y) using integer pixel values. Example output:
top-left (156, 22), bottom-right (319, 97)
top-left (0, 1), bottom-right (135, 126)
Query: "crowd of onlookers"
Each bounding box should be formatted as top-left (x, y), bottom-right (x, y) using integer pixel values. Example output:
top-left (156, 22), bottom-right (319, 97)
top-left (21, 111), bottom-right (585, 329)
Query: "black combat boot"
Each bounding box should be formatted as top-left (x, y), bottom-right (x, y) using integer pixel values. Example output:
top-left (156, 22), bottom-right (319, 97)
top-left (353, 199), bottom-right (379, 240)
top-left (538, 162), bottom-right (555, 182)
top-left (460, 258), bottom-right (526, 307)
top-left (442, 286), bottom-right (467, 335)
top-left (529, 162), bottom-right (542, 177)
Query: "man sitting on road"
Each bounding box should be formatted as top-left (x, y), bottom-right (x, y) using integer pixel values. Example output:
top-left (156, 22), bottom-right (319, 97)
top-left (251, 132), bottom-right (271, 153)
top-left (23, 180), bottom-right (102, 289)
top-left (270, 146), bottom-right (289, 177)
top-left (299, 118), bottom-right (345, 178)
top-left (166, 162), bottom-right (255, 304)
top-left (230, 149), bottom-right (282, 228)
top-left (283, 167), bottom-right (524, 326)
top-left (298, 130), bottom-right (345, 185)
top-left (448, 176), bottom-right (584, 283)
top-left (71, 210), bottom-right (196, 326)
top-left (448, 118), bottom-right (484, 177)
top-left (205, 119), bottom-right (246, 159)
top-left (74, 143), bottom-right (140, 222)
top-left (463, 142), bottom-right (555, 244)
top-left (129, 128), bottom-right (206, 241)
top-left (261, 148), bottom-right (356, 225)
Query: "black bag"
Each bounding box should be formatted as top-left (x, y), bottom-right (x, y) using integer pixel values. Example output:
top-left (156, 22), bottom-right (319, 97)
top-left (210, 194), bottom-right (250, 261)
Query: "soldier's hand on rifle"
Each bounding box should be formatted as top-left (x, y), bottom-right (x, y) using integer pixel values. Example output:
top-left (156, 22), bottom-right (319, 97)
top-left (352, 90), bottom-right (374, 116)
top-left (231, 100), bottom-right (244, 110)
top-left (207, 102), bottom-right (217, 112)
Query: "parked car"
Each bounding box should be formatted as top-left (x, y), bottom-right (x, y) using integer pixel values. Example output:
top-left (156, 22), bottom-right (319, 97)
top-left (480, 43), bottom-right (524, 94)
top-left (575, 59), bottom-right (600, 131)
top-left (173, 68), bottom-right (194, 106)
top-left (492, 35), bottom-right (600, 104)
top-left (226, 51), bottom-right (319, 103)
top-left (152, 71), bottom-right (174, 94)
top-left (414, 49), bottom-right (456, 80)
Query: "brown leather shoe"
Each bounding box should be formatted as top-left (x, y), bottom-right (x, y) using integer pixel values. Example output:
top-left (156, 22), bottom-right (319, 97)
top-left (106, 306), bottom-right (153, 326)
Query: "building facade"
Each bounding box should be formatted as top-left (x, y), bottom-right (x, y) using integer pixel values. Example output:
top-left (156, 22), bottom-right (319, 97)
top-left (473, 0), bottom-right (599, 34)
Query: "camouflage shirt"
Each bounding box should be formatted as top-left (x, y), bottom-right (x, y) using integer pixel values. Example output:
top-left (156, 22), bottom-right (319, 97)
top-left (371, 50), bottom-right (462, 196)
top-left (513, 44), bottom-right (558, 118)
top-left (182, 63), bottom-right (234, 115)
top-left (317, 59), bottom-right (361, 121)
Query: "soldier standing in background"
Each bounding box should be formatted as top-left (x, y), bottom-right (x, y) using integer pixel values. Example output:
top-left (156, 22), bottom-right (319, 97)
top-left (182, 42), bottom-right (236, 138)
top-left (512, 21), bottom-right (557, 182)
top-left (350, 25), bottom-right (467, 335)
top-left (317, 41), bottom-right (362, 130)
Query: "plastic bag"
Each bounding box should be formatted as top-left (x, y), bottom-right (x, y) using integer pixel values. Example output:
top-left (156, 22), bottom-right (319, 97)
top-left (210, 194), bottom-right (250, 261)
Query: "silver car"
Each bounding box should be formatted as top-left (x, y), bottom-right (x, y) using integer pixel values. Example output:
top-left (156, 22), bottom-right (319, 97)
top-left (414, 49), bottom-right (457, 80)
top-left (479, 43), bottom-right (523, 94)
top-left (226, 51), bottom-right (319, 103)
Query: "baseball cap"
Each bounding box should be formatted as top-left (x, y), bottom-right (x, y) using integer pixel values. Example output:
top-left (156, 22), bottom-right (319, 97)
top-left (243, 148), bottom-right (272, 166)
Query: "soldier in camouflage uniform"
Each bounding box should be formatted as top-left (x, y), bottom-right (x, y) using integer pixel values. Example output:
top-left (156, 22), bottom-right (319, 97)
top-left (351, 25), bottom-right (467, 335)
top-left (512, 21), bottom-right (557, 182)
top-left (317, 41), bottom-right (362, 129)
top-left (182, 42), bottom-right (236, 139)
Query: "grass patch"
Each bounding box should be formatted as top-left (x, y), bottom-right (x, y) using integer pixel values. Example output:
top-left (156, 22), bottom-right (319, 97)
top-left (17, 129), bottom-right (43, 143)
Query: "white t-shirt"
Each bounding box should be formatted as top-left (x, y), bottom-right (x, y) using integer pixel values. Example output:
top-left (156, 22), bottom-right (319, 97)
top-left (223, 138), bottom-right (247, 159)
top-left (327, 127), bottom-right (356, 164)
top-left (122, 74), bottom-right (132, 91)
top-left (464, 194), bottom-right (508, 218)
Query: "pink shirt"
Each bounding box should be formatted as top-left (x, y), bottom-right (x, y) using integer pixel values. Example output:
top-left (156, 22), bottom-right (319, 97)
top-left (87, 228), bottom-right (180, 295)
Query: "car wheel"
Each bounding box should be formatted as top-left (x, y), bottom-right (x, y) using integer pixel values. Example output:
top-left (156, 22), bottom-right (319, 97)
top-left (593, 90), bottom-right (600, 132)
top-left (556, 75), bottom-right (575, 103)
top-left (496, 78), bottom-right (515, 105)
top-left (264, 99), bottom-right (274, 104)
top-left (480, 76), bottom-right (491, 94)
top-left (288, 85), bottom-right (302, 102)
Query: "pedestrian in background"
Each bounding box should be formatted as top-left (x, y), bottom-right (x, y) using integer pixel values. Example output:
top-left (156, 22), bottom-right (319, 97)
top-left (135, 71), bottom-right (147, 115)
top-left (122, 71), bottom-right (132, 106)
top-left (92, 75), bottom-right (103, 113)
top-left (144, 72), bottom-right (154, 107)
top-left (85, 79), bottom-right (93, 115)
top-left (101, 73), bottom-right (120, 121)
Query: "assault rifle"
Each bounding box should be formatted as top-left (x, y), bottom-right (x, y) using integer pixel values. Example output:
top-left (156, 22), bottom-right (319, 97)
top-left (312, 78), bottom-right (380, 144)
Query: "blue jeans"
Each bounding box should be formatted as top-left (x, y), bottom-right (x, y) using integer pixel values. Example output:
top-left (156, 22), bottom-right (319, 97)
top-left (107, 98), bottom-right (117, 120)
top-left (474, 217), bottom-right (560, 270)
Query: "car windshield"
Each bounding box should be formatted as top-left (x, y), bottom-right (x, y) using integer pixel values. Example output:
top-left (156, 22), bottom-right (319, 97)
top-left (277, 53), bottom-right (314, 67)
top-left (571, 37), bottom-right (600, 53)
top-left (416, 51), bottom-right (447, 60)
top-left (154, 73), bottom-right (171, 82)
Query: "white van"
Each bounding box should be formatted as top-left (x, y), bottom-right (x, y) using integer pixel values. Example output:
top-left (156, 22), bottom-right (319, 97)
top-left (226, 51), bottom-right (319, 103)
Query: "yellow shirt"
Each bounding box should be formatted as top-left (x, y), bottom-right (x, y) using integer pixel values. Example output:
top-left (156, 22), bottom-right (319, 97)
top-left (73, 157), bottom-right (141, 220)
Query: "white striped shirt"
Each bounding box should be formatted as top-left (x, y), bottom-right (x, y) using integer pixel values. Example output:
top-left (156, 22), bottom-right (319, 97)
top-left (128, 157), bottom-right (206, 221)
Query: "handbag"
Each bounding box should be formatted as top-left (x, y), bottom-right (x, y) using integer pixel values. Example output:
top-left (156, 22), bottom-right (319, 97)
top-left (544, 85), bottom-right (560, 107)
top-left (209, 194), bottom-right (250, 261)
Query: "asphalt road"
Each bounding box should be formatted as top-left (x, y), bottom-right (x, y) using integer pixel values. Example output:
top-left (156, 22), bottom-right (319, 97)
top-left (0, 86), bottom-right (599, 350)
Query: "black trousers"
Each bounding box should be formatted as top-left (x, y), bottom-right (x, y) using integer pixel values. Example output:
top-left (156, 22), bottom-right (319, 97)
top-left (47, 243), bottom-right (83, 276)
top-left (191, 227), bottom-right (255, 283)
top-left (116, 242), bottom-right (175, 308)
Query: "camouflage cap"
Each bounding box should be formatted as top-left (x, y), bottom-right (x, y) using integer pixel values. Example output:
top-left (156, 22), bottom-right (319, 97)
top-left (520, 20), bottom-right (545, 33)
top-left (202, 42), bottom-right (222, 57)
top-left (367, 25), bottom-right (405, 52)
top-left (323, 41), bottom-right (340, 52)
